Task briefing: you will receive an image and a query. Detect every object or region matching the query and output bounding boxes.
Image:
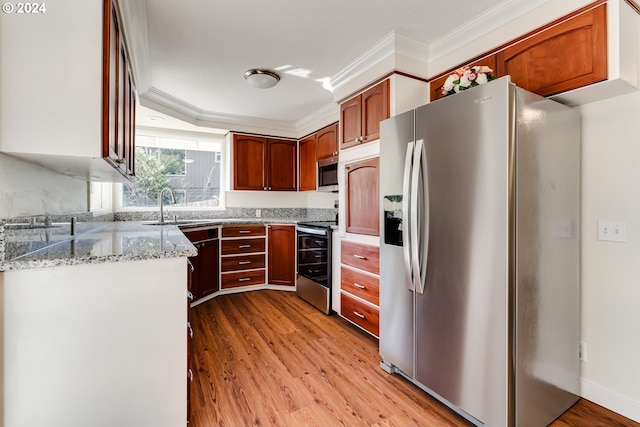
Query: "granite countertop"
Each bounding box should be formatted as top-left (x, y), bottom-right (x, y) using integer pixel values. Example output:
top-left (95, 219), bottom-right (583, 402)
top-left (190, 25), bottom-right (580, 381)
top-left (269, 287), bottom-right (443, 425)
top-left (0, 221), bottom-right (197, 271)
top-left (0, 218), bottom-right (335, 271)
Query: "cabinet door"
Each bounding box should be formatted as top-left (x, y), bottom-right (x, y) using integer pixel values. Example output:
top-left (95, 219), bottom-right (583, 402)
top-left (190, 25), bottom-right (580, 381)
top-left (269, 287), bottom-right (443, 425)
top-left (429, 55), bottom-right (498, 102)
top-left (497, 4), bottom-right (606, 97)
top-left (197, 239), bottom-right (219, 298)
top-left (233, 135), bottom-right (267, 190)
top-left (298, 134), bottom-right (317, 191)
top-left (345, 157), bottom-right (380, 236)
top-left (267, 138), bottom-right (297, 191)
top-left (316, 123), bottom-right (338, 160)
top-left (102, 0), bottom-right (120, 165)
top-left (268, 225), bottom-right (296, 286)
top-left (361, 80), bottom-right (389, 143)
top-left (340, 96), bottom-right (362, 149)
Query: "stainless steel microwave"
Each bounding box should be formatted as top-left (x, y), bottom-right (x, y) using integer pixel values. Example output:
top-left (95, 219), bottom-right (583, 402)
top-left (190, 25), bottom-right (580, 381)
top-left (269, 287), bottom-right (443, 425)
top-left (317, 155), bottom-right (338, 192)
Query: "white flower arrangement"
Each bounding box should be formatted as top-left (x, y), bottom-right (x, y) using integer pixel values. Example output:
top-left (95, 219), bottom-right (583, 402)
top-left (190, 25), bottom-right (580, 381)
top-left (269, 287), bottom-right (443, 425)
top-left (441, 65), bottom-right (497, 97)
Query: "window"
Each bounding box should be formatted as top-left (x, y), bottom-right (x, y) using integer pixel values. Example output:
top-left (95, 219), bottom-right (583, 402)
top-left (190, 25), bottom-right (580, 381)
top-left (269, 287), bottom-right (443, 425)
top-left (119, 130), bottom-right (225, 209)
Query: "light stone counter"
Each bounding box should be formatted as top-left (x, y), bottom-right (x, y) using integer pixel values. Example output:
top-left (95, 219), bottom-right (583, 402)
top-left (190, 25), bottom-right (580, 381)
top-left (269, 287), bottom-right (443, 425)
top-left (0, 221), bottom-right (197, 271)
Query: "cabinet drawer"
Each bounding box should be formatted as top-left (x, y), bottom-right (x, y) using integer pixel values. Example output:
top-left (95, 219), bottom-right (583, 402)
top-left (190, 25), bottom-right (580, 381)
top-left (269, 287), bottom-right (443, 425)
top-left (222, 225), bottom-right (266, 237)
top-left (341, 267), bottom-right (379, 306)
top-left (221, 254), bottom-right (265, 272)
top-left (221, 270), bottom-right (266, 289)
top-left (340, 241), bottom-right (379, 274)
top-left (221, 238), bottom-right (265, 255)
top-left (340, 292), bottom-right (379, 337)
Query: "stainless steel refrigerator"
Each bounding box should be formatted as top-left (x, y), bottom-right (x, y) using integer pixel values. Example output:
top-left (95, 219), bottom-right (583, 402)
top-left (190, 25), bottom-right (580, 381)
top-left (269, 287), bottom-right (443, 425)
top-left (379, 77), bottom-right (580, 427)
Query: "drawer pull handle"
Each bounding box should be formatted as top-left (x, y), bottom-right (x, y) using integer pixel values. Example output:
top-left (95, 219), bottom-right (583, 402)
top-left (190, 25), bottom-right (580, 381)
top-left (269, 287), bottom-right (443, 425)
top-left (187, 369), bottom-right (193, 382)
top-left (239, 244), bottom-right (251, 249)
top-left (238, 230), bottom-right (252, 234)
top-left (238, 261), bottom-right (251, 265)
top-left (314, 255), bottom-right (323, 258)
top-left (187, 322), bottom-right (194, 339)
top-left (187, 259), bottom-right (195, 272)
top-left (238, 277), bottom-right (251, 282)
top-left (187, 291), bottom-right (194, 301)
top-left (314, 240), bottom-right (324, 245)
top-left (354, 283), bottom-right (366, 289)
top-left (353, 311), bottom-right (365, 319)
top-left (354, 254), bottom-right (366, 260)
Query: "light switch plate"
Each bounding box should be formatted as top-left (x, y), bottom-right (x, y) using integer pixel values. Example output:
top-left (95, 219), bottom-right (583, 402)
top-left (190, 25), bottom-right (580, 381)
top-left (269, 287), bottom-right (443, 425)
top-left (598, 220), bottom-right (626, 242)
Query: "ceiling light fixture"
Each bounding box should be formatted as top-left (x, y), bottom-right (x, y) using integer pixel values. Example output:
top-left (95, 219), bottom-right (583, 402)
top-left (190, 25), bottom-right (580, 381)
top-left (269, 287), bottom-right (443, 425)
top-left (244, 68), bottom-right (280, 89)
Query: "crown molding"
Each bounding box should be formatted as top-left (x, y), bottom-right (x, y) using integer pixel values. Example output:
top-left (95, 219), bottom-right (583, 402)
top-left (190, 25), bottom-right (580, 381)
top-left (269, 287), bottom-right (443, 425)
top-left (428, 0), bottom-right (551, 64)
top-left (329, 30), bottom-right (430, 95)
top-left (141, 87), bottom-right (311, 138)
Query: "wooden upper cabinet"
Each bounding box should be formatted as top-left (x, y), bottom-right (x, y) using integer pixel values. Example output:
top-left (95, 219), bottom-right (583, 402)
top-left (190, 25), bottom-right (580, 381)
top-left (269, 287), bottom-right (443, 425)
top-left (316, 123), bottom-right (339, 160)
top-left (267, 138), bottom-right (297, 191)
top-left (102, 0), bottom-right (136, 177)
top-left (233, 134), bottom-right (297, 191)
top-left (299, 134), bottom-right (317, 191)
top-left (268, 225), bottom-right (296, 286)
top-left (340, 80), bottom-right (389, 149)
top-left (429, 1), bottom-right (609, 102)
top-left (361, 80), bottom-right (390, 143)
top-left (345, 157), bottom-right (380, 236)
top-left (233, 135), bottom-right (267, 190)
top-left (496, 3), bottom-right (607, 97)
top-left (430, 55), bottom-right (498, 102)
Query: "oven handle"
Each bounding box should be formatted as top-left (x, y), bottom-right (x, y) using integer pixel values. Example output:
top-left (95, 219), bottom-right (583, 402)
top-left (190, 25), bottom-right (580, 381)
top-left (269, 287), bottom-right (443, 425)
top-left (296, 226), bottom-right (329, 236)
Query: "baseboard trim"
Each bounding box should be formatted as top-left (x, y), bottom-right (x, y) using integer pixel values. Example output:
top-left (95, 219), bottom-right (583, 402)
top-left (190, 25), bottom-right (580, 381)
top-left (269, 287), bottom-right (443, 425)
top-left (581, 379), bottom-right (640, 423)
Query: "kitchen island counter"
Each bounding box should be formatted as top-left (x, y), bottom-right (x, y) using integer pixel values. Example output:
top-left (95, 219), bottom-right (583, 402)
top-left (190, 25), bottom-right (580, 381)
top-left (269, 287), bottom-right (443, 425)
top-left (0, 221), bottom-right (197, 271)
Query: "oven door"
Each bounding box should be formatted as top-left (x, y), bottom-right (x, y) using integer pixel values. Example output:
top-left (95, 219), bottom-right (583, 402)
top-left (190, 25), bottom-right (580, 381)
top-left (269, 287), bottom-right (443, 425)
top-left (296, 226), bottom-right (331, 314)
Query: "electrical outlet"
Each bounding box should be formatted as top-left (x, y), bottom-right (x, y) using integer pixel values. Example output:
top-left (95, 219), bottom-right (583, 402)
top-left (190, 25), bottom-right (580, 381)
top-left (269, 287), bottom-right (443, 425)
top-left (579, 341), bottom-right (587, 362)
top-left (598, 220), bottom-right (626, 242)
top-left (255, 209), bottom-right (261, 218)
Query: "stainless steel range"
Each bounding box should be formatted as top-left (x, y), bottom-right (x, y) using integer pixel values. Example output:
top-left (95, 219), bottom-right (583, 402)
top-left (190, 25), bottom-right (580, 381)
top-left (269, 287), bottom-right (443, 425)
top-left (295, 221), bottom-right (335, 314)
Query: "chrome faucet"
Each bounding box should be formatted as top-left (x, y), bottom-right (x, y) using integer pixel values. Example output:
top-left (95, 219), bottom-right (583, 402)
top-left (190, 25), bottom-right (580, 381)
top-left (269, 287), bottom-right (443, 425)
top-left (159, 187), bottom-right (177, 224)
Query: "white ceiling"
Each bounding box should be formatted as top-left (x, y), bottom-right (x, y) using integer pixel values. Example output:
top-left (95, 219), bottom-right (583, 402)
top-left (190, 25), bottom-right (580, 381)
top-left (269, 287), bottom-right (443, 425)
top-left (124, 0), bottom-right (541, 136)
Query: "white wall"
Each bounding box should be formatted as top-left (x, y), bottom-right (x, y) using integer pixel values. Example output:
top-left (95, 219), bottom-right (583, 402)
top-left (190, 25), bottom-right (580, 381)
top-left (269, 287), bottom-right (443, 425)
top-left (0, 154), bottom-right (87, 218)
top-left (578, 90), bottom-right (640, 421)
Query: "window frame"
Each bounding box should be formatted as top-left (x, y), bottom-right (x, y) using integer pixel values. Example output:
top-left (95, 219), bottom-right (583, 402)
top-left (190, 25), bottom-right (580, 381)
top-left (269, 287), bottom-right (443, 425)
top-left (116, 128), bottom-right (226, 212)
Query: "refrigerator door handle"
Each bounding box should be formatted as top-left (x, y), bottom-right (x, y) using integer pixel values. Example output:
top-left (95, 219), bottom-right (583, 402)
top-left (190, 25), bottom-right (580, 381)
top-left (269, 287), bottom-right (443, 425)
top-left (416, 139), bottom-right (429, 294)
top-left (402, 141), bottom-right (415, 291)
top-left (410, 140), bottom-right (422, 293)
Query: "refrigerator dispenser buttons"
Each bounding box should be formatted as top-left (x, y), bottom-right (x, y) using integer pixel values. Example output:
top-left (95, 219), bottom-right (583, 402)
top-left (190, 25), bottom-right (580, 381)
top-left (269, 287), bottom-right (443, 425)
top-left (598, 220), bottom-right (626, 242)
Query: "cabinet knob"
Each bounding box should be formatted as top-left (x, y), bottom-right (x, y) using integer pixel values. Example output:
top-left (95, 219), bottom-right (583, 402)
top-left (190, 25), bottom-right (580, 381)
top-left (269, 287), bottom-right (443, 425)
top-left (268, 187), bottom-right (272, 190)
top-left (187, 369), bottom-right (193, 382)
top-left (263, 187), bottom-right (267, 190)
top-left (187, 291), bottom-right (194, 301)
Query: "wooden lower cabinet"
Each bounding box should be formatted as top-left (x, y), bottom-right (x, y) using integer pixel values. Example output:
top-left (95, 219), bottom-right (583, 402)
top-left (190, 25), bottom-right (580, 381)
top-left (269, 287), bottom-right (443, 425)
top-left (221, 270), bottom-right (266, 289)
top-left (267, 224), bottom-right (296, 286)
top-left (220, 225), bottom-right (267, 289)
top-left (339, 240), bottom-right (380, 337)
top-left (340, 292), bottom-right (380, 337)
top-left (184, 228), bottom-right (219, 300)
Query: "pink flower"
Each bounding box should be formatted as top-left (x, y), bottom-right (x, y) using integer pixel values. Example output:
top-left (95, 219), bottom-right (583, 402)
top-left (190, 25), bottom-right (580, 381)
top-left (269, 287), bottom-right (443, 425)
top-left (454, 66), bottom-right (468, 77)
top-left (476, 65), bottom-right (494, 74)
top-left (467, 71), bottom-right (477, 82)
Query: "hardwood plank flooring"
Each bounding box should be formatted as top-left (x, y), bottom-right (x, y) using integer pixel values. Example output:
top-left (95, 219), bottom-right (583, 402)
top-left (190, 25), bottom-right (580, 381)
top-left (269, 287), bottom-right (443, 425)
top-left (190, 290), bottom-right (639, 427)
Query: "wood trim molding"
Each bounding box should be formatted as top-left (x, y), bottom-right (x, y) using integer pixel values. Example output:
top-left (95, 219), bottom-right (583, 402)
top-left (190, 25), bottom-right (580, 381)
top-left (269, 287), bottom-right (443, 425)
top-left (624, 0), bottom-right (640, 14)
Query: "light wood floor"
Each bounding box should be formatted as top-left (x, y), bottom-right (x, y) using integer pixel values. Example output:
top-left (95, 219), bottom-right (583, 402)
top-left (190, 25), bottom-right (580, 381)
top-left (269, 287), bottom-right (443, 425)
top-left (189, 290), bottom-right (639, 427)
